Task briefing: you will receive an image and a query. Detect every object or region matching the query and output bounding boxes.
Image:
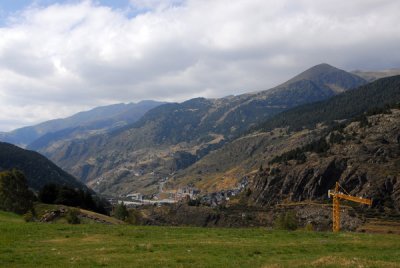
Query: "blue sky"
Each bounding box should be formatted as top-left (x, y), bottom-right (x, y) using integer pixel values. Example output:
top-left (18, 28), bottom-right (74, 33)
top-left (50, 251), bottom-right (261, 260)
top-left (0, 0), bottom-right (399, 131)
top-left (0, 0), bottom-right (131, 12)
top-left (0, 0), bottom-right (133, 24)
top-left (0, 0), bottom-right (185, 25)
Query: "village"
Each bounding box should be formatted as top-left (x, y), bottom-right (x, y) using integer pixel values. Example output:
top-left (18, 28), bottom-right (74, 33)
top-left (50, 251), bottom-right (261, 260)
top-left (108, 176), bottom-right (249, 208)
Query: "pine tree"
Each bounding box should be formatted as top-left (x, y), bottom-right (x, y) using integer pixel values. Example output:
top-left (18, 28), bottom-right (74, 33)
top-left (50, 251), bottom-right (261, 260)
top-left (0, 169), bottom-right (34, 214)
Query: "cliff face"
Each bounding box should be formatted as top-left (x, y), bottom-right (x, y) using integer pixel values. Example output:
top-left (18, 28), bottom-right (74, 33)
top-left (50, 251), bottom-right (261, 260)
top-left (250, 109), bottom-right (400, 212)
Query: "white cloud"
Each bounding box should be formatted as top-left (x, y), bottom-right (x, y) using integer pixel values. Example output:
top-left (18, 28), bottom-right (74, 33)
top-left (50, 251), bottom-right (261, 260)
top-left (129, 0), bottom-right (184, 10)
top-left (0, 0), bottom-right (400, 131)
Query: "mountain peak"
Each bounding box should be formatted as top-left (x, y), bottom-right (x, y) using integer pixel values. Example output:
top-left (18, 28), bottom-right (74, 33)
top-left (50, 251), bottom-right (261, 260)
top-left (273, 63), bottom-right (366, 95)
top-left (284, 63), bottom-right (343, 84)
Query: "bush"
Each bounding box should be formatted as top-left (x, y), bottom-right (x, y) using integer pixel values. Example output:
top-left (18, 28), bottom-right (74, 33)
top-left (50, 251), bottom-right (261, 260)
top-left (304, 222), bottom-right (314, 231)
top-left (66, 208), bottom-right (81, 224)
top-left (188, 198), bottom-right (201, 206)
top-left (245, 188), bottom-right (252, 197)
top-left (274, 211), bottom-right (298, 231)
top-left (126, 210), bottom-right (141, 224)
top-left (23, 210), bottom-right (35, 222)
top-left (114, 202), bottom-right (129, 221)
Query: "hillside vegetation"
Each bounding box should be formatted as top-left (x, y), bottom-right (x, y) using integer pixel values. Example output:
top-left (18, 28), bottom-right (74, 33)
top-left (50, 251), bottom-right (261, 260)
top-left (0, 211), bottom-right (399, 267)
top-left (34, 64), bottom-right (367, 195)
top-left (0, 142), bottom-right (88, 191)
top-left (254, 75), bottom-right (400, 133)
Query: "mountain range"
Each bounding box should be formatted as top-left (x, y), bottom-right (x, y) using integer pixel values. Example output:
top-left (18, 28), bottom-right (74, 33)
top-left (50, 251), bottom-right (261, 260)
top-left (23, 63), bottom-right (370, 196)
top-left (170, 75), bottom-right (400, 193)
top-left (0, 100), bottom-right (163, 147)
top-left (1, 63), bottom-right (399, 206)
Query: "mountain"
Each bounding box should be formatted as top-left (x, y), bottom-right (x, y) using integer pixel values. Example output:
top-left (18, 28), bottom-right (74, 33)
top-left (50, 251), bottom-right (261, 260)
top-left (35, 64), bottom-right (367, 196)
top-left (0, 142), bottom-right (89, 192)
top-left (254, 75), bottom-right (400, 132)
top-left (249, 106), bottom-right (400, 212)
top-left (0, 100), bottom-right (164, 147)
top-left (170, 75), bottom-right (400, 194)
top-left (275, 63), bottom-right (366, 94)
top-left (352, 68), bottom-right (400, 82)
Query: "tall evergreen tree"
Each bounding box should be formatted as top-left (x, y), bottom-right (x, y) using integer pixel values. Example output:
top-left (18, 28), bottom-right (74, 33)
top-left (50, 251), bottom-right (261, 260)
top-left (0, 169), bottom-right (34, 214)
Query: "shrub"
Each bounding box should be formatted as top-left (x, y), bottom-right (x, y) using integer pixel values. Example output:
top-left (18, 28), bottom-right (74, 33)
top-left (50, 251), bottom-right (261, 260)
top-left (188, 198), bottom-right (201, 206)
top-left (23, 210), bottom-right (35, 222)
top-left (304, 222), bottom-right (314, 231)
top-left (66, 208), bottom-right (81, 224)
top-left (274, 211), bottom-right (298, 231)
top-left (114, 202), bottom-right (129, 221)
top-left (126, 210), bottom-right (141, 224)
top-left (245, 188), bottom-right (252, 197)
top-left (329, 132), bottom-right (345, 144)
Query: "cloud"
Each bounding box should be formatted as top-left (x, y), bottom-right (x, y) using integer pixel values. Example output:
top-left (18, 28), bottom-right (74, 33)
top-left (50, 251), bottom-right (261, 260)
top-left (0, 0), bottom-right (399, 131)
top-left (129, 0), bottom-right (184, 10)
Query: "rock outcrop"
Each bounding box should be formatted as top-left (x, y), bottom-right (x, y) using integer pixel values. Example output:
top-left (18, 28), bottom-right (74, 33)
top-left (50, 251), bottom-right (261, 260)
top-left (250, 110), bottom-right (400, 212)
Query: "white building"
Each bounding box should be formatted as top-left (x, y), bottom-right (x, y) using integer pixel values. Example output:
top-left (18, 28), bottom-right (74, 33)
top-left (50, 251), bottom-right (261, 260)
top-left (126, 193), bottom-right (143, 201)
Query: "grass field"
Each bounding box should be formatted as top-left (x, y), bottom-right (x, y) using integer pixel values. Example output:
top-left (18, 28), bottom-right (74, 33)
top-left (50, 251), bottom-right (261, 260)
top-left (1, 211), bottom-right (400, 268)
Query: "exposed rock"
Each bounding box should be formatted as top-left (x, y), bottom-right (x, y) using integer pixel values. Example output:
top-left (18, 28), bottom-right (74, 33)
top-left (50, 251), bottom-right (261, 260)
top-left (40, 207), bottom-right (67, 222)
top-left (250, 110), bottom-right (400, 212)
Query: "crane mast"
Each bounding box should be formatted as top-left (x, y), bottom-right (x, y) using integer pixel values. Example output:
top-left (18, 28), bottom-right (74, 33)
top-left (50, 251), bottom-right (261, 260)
top-left (328, 182), bottom-right (372, 232)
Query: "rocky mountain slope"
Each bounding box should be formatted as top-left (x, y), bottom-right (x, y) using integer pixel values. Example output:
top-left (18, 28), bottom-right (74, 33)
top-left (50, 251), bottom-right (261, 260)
top-left (36, 64), bottom-right (366, 196)
top-left (170, 75), bottom-right (400, 193)
top-left (143, 106), bottom-right (400, 231)
top-left (0, 142), bottom-right (88, 192)
top-left (250, 107), bottom-right (400, 212)
top-left (0, 100), bottom-right (163, 147)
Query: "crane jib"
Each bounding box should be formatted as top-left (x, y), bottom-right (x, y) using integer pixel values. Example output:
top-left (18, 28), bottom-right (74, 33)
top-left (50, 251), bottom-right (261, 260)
top-left (328, 182), bottom-right (372, 232)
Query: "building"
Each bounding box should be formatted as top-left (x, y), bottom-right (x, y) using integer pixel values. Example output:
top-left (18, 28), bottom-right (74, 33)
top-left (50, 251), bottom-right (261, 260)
top-left (126, 193), bottom-right (143, 201)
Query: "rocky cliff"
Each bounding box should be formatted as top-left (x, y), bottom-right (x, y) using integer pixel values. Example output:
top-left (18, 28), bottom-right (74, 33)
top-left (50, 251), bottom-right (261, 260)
top-left (250, 109), bottom-right (400, 212)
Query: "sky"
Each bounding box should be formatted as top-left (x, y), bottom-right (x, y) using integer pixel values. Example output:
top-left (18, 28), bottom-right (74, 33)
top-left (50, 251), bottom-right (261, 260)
top-left (0, 0), bottom-right (399, 131)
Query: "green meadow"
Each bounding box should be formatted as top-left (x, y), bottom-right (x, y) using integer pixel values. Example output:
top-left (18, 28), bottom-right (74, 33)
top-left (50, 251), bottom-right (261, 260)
top-left (1, 211), bottom-right (399, 268)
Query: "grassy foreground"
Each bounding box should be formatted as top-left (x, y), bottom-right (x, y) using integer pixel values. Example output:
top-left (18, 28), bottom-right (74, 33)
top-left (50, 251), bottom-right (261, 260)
top-left (1, 211), bottom-right (399, 268)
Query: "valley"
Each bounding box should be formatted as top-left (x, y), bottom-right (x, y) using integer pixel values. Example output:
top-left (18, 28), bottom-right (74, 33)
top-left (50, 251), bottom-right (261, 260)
top-left (1, 64), bottom-right (399, 233)
top-left (1, 64), bottom-right (400, 231)
top-left (24, 64), bottom-right (371, 196)
top-left (1, 1), bottom-right (400, 267)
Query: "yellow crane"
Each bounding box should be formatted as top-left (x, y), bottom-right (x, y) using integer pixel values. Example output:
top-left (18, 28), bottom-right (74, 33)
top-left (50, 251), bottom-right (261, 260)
top-left (328, 182), bottom-right (372, 232)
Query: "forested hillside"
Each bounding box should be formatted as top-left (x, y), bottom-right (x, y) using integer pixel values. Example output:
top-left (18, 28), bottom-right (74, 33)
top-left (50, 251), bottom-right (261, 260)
top-left (0, 142), bottom-right (89, 192)
top-left (254, 75), bottom-right (400, 133)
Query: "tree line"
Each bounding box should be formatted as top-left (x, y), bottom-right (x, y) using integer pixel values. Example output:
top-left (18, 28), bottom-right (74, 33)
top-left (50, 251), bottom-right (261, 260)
top-left (0, 169), bottom-right (107, 215)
